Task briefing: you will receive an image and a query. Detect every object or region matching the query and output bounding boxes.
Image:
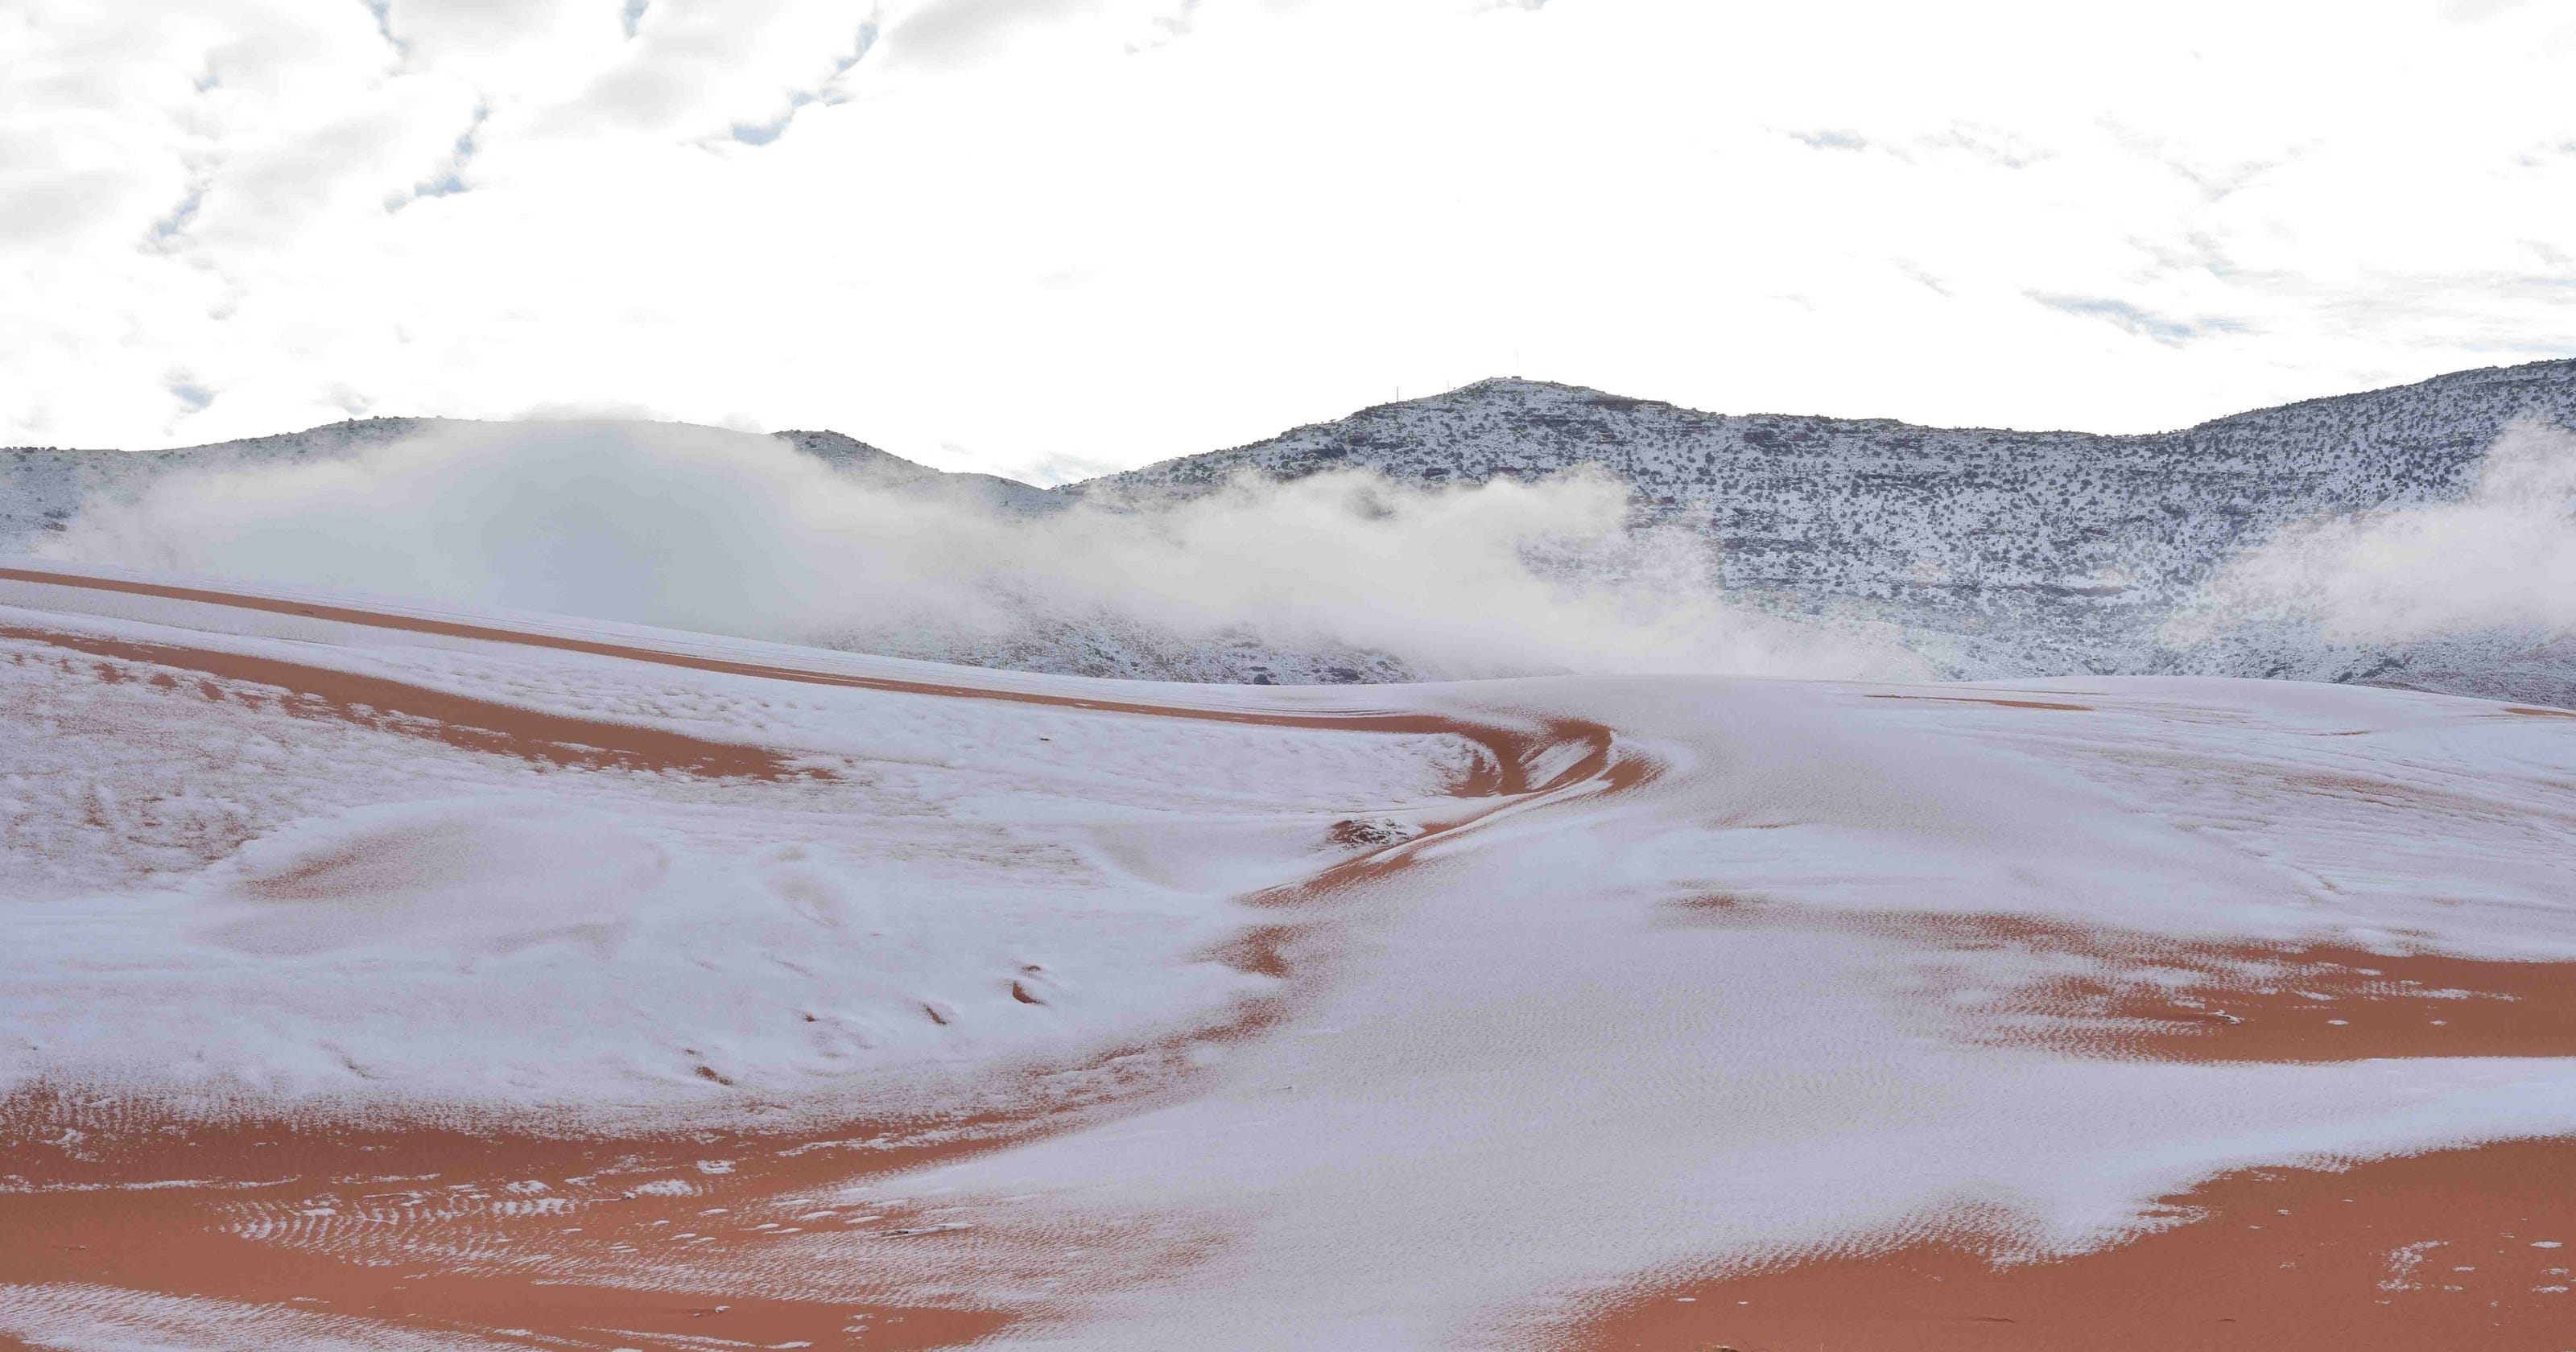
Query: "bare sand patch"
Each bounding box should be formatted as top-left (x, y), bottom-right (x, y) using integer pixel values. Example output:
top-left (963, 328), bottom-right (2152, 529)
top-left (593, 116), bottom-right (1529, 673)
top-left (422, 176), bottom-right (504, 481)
top-left (0, 620), bottom-right (810, 781)
top-left (1668, 901), bottom-right (2576, 1061)
top-left (0, 565), bottom-right (1641, 795)
top-left (1562, 1136), bottom-right (2576, 1352)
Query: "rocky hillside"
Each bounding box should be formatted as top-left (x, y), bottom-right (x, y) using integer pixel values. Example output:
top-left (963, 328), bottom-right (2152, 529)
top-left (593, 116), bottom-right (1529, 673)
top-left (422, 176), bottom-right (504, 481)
top-left (10, 362), bottom-right (2575, 701)
top-left (0, 419), bottom-right (1053, 549)
top-left (2, 416), bottom-right (438, 546)
top-left (1070, 361), bottom-right (2576, 697)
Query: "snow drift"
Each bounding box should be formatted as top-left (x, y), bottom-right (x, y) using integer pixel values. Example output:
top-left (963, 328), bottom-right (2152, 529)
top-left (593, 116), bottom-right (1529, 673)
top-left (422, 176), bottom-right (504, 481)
top-left (4, 560), bottom-right (2575, 1349)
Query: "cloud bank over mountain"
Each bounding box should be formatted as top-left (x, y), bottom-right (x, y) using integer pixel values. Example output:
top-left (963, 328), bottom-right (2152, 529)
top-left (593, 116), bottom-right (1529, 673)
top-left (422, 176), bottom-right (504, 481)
top-left (44, 418), bottom-right (1923, 682)
top-left (2179, 418), bottom-right (2576, 643)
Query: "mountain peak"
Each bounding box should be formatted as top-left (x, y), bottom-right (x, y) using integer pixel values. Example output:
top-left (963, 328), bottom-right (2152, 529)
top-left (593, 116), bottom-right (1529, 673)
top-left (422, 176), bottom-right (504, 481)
top-left (770, 428), bottom-right (941, 485)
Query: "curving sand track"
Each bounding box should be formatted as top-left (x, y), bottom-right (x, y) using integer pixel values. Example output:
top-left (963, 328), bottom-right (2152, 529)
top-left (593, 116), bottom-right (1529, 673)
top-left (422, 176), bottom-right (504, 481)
top-left (4, 559), bottom-right (2575, 1350)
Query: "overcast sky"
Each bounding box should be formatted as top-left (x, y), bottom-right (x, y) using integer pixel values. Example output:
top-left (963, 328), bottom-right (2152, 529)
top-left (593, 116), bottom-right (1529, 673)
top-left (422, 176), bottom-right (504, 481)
top-left (6, 0), bottom-right (2573, 480)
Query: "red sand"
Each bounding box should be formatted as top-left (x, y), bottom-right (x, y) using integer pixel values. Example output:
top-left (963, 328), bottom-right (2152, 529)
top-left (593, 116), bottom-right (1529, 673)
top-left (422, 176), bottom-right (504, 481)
top-left (1563, 1136), bottom-right (2576, 1351)
top-left (1670, 901), bottom-right (2576, 1061)
top-left (1, 1107), bottom-right (1018, 1350)
top-left (0, 620), bottom-right (811, 781)
top-left (0, 564), bottom-right (1643, 796)
top-left (1571, 905), bottom-right (2576, 1350)
top-left (0, 563), bottom-right (1513, 756)
top-left (0, 967), bottom-right (1290, 1348)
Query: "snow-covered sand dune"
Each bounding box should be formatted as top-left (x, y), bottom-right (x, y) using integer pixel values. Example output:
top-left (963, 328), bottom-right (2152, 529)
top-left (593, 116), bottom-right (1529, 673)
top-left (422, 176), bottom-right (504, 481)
top-left (3, 558), bottom-right (2573, 1350)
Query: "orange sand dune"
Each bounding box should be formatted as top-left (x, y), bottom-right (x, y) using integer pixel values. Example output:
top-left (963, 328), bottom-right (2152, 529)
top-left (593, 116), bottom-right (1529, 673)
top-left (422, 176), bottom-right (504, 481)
top-left (0, 620), bottom-right (812, 781)
top-left (1669, 901), bottom-right (2576, 1061)
top-left (1, 564), bottom-right (1633, 794)
top-left (1, 570), bottom-right (1649, 1349)
top-left (1567, 1136), bottom-right (2576, 1352)
top-left (6, 564), bottom-right (2574, 1350)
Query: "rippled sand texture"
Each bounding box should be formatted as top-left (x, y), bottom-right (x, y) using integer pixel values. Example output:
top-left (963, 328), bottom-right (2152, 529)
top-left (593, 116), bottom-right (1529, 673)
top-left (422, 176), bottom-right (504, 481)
top-left (4, 559), bottom-right (2574, 1350)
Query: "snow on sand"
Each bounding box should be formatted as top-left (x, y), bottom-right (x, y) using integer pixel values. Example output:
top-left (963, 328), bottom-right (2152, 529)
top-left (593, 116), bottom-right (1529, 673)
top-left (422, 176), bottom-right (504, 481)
top-left (2, 558), bottom-right (2574, 1350)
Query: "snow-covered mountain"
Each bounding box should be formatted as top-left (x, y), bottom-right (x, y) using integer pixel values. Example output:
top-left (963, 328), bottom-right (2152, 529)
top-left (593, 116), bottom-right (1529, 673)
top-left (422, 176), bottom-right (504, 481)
top-left (1072, 360), bottom-right (2576, 701)
top-left (771, 427), bottom-right (1064, 516)
top-left (0, 418), bottom-right (1402, 686)
top-left (0, 418), bottom-right (1056, 546)
top-left (2, 415), bottom-right (439, 545)
top-left (8, 359), bottom-right (2575, 701)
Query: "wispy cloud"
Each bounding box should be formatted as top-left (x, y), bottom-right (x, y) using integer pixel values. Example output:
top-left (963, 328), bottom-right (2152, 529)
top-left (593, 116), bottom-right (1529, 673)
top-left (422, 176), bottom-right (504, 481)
top-left (1787, 128), bottom-right (1868, 152)
top-left (2029, 294), bottom-right (2249, 346)
top-left (6, 0), bottom-right (2573, 462)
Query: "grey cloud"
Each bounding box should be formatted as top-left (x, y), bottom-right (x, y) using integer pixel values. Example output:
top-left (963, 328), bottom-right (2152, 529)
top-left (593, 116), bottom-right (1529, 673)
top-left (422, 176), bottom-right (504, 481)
top-left (2515, 139), bottom-right (2576, 169)
top-left (1893, 260), bottom-right (1951, 297)
top-left (551, 3), bottom-right (875, 138)
top-left (1788, 128), bottom-right (1868, 152)
top-left (729, 23), bottom-right (877, 145)
top-left (207, 107), bottom-right (434, 238)
top-left (730, 104), bottom-right (803, 144)
top-left (394, 105), bottom-right (487, 207)
top-left (361, 0), bottom-right (409, 55)
top-left (1919, 123), bottom-right (2046, 170)
top-left (2096, 117), bottom-right (2301, 203)
top-left (145, 184), bottom-right (204, 247)
top-left (2132, 231), bottom-right (2242, 282)
top-left (2445, 0), bottom-right (2537, 18)
top-left (886, 0), bottom-right (1096, 68)
top-left (2031, 294), bottom-right (2249, 347)
top-left (0, 166), bottom-right (137, 247)
top-left (1126, 0), bottom-right (1203, 52)
top-left (568, 60), bottom-right (700, 132)
top-left (384, 0), bottom-right (590, 52)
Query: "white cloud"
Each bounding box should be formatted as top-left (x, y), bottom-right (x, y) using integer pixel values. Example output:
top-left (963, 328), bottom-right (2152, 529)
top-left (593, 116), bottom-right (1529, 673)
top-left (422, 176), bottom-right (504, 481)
top-left (2178, 418), bottom-right (2576, 643)
top-left (2, 0), bottom-right (2572, 468)
top-left (41, 418), bottom-right (1924, 680)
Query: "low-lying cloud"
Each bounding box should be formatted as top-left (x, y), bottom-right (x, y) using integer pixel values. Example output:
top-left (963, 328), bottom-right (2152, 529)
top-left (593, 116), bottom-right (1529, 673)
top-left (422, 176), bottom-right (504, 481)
top-left (44, 420), bottom-right (1926, 683)
top-left (2174, 417), bottom-right (2576, 643)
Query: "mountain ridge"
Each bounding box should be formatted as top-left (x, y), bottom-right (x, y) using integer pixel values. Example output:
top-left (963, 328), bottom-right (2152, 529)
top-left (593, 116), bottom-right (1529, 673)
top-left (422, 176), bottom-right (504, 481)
top-left (7, 360), bottom-right (2574, 700)
top-left (1063, 359), bottom-right (2576, 699)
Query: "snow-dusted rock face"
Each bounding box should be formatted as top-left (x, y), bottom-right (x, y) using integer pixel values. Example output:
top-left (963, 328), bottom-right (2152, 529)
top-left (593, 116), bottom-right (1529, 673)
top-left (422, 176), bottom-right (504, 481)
top-left (1079, 365), bottom-right (2576, 603)
top-left (0, 422), bottom-right (1060, 553)
top-left (1072, 360), bottom-right (2576, 699)
top-left (774, 427), bottom-right (1065, 516)
top-left (2, 417), bottom-right (440, 546)
top-left (9, 360), bottom-right (2575, 699)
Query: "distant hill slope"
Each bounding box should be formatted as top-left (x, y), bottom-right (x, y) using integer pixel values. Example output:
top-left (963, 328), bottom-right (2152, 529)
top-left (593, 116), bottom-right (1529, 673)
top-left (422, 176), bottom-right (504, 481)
top-left (2, 416), bottom-right (440, 546)
top-left (0, 419), bottom-right (1058, 550)
top-left (1067, 361), bottom-right (2576, 699)
top-left (9, 363), bottom-right (2574, 700)
top-left (771, 429), bottom-right (1063, 516)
